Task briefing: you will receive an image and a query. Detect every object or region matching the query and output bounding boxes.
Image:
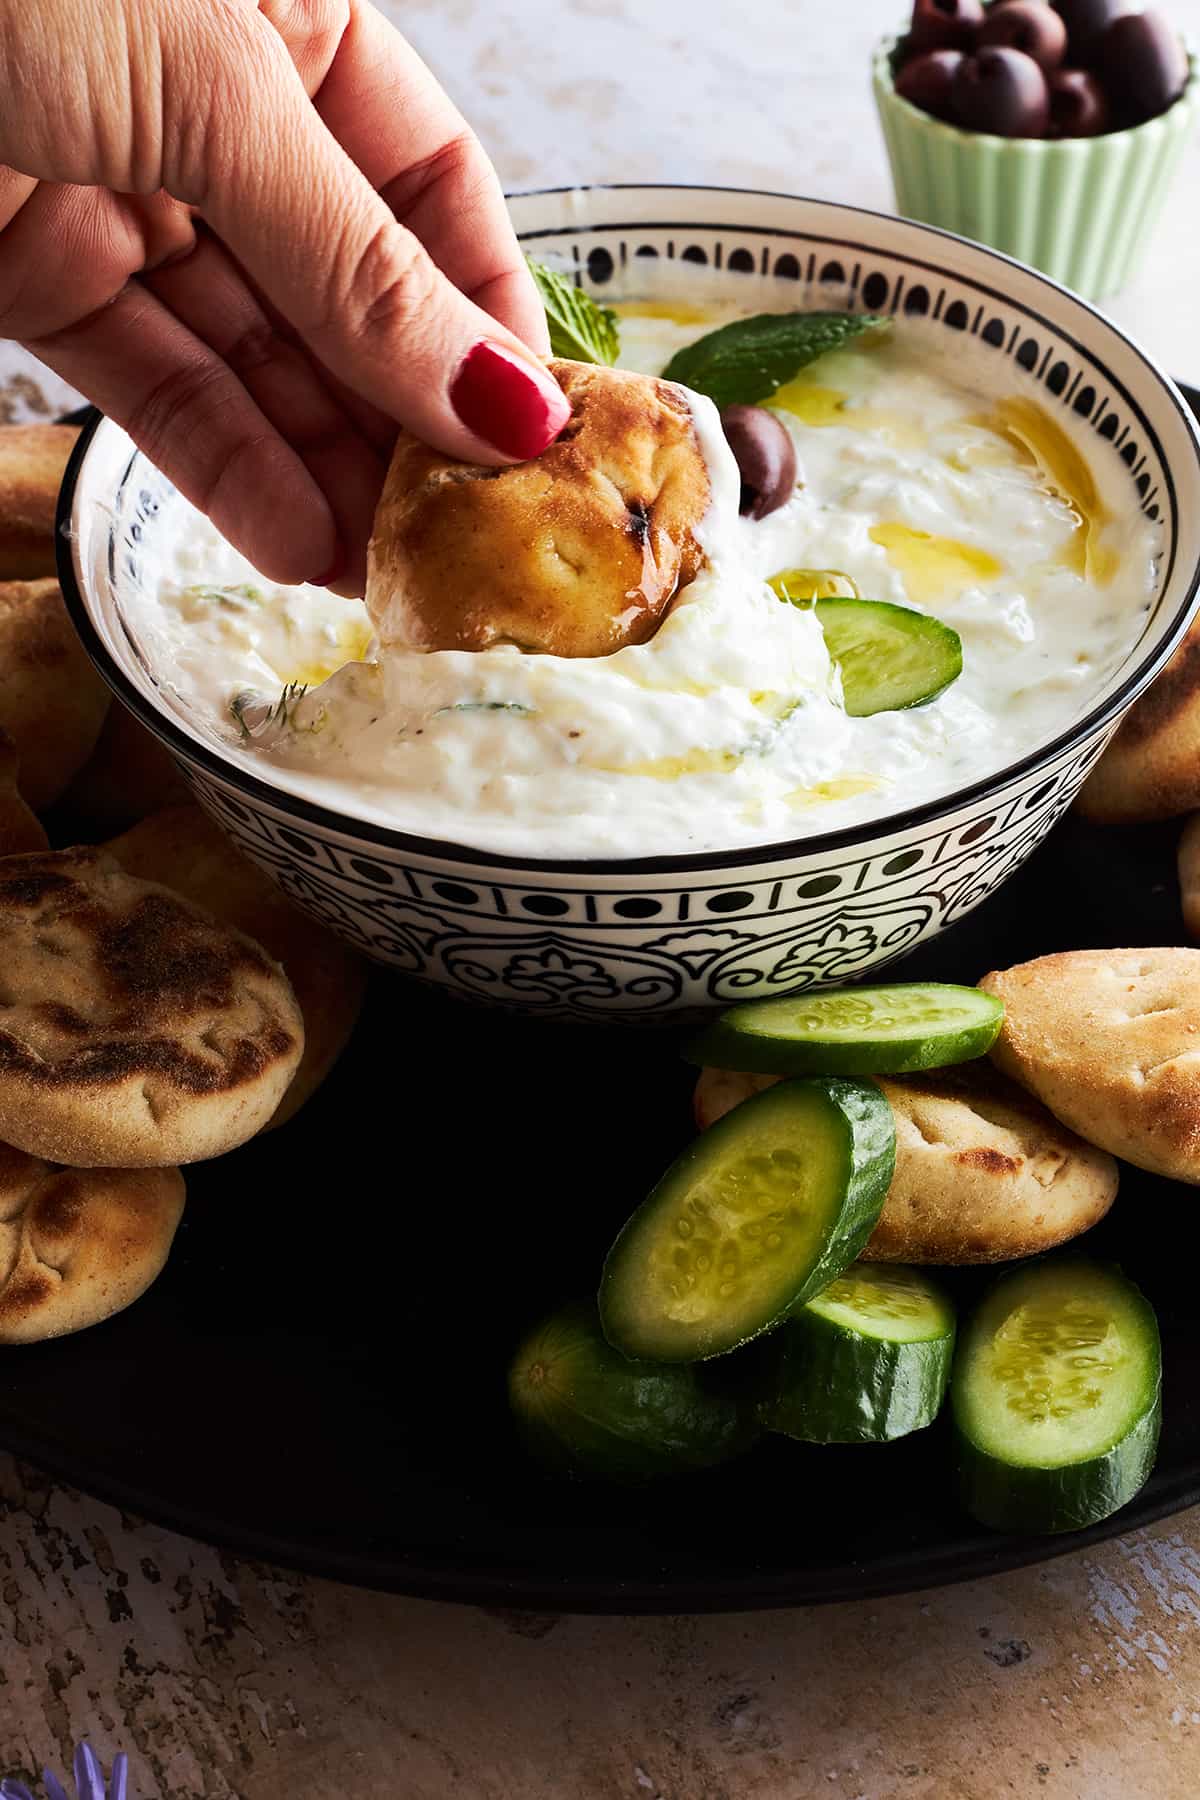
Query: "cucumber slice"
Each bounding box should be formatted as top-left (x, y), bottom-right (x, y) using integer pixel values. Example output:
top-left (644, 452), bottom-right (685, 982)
top-left (687, 982), bottom-right (1004, 1078)
top-left (815, 597), bottom-right (962, 716)
top-left (759, 1264), bottom-right (955, 1443)
top-left (599, 1078), bottom-right (895, 1363)
top-left (952, 1260), bottom-right (1162, 1535)
top-left (507, 1300), bottom-right (753, 1481)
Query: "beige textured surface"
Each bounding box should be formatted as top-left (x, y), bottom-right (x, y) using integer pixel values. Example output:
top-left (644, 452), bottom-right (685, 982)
top-left (3, 0), bottom-right (1200, 1792)
top-left (4, 1454), bottom-right (1200, 1799)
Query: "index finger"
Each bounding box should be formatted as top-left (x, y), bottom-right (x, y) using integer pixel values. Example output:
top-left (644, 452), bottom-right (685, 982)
top-left (302, 1), bottom-right (549, 354)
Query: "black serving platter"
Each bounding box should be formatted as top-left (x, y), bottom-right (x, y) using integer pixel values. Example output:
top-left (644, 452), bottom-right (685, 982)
top-left (2, 388), bottom-right (1199, 1615)
top-left (1, 808), bottom-right (1199, 1613)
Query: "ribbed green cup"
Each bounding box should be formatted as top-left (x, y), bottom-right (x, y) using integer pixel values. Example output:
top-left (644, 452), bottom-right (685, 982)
top-left (873, 36), bottom-right (1199, 299)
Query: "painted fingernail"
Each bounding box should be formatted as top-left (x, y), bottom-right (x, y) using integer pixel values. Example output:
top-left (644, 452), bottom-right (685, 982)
top-left (450, 341), bottom-right (571, 461)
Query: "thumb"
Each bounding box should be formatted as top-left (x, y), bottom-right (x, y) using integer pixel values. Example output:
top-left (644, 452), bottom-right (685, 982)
top-left (178, 8), bottom-right (569, 465)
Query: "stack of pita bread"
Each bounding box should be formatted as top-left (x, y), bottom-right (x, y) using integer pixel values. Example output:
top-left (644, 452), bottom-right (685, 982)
top-left (0, 425), bottom-right (367, 1345)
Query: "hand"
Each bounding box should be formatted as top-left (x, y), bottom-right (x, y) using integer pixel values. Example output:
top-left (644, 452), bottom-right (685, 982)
top-left (0, 0), bottom-right (570, 592)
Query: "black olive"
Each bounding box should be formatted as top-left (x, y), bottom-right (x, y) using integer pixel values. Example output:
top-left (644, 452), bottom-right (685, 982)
top-left (1048, 65), bottom-right (1111, 134)
top-left (720, 406), bottom-right (798, 521)
top-left (896, 48), bottom-right (966, 120)
top-left (1053, 0), bottom-right (1132, 66)
top-left (979, 1), bottom-right (1068, 71)
top-left (907, 0), bottom-right (985, 53)
top-left (953, 46), bottom-right (1051, 135)
top-left (1099, 10), bottom-right (1188, 123)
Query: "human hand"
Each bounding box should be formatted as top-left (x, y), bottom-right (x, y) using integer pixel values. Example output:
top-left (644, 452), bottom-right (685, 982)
top-left (0, 0), bottom-right (569, 592)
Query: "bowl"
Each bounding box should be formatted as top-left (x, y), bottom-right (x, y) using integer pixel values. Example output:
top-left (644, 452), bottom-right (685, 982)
top-left (57, 186), bottom-right (1200, 1021)
top-left (873, 34), bottom-right (1200, 300)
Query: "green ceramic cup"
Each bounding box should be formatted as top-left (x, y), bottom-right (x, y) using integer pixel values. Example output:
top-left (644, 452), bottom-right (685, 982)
top-left (873, 35), bottom-right (1199, 300)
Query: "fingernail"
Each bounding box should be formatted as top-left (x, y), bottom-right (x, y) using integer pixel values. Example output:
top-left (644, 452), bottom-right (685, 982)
top-left (450, 341), bottom-right (571, 461)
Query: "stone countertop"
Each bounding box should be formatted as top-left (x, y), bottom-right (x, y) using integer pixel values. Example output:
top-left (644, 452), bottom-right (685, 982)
top-left (4, 2), bottom-right (1200, 1795)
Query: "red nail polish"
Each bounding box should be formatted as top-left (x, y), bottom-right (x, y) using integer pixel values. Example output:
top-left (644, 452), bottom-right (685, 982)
top-left (450, 341), bottom-right (571, 461)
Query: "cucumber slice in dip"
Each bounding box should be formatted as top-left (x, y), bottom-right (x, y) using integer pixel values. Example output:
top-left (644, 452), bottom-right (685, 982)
top-left (686, 982), bottom-right (1004, 1078)
top-left (952, 1260), bottom-right (1162, 1535)
top-left (758, 1263), bottom-right (955, 1444)
top-left (815, 597), bottom-right (962, 716)
top-left (599, 1078), bottom-right (895, 1363)
top-left (508, 1300), bottom-right (753, 1481)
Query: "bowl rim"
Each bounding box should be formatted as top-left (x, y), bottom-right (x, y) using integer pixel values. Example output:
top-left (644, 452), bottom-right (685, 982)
top-left (57, 183), bottom-right (1200, 877)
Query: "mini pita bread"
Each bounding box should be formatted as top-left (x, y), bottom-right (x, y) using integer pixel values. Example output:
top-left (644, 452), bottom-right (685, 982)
top-left (0, 728), bottom-right (48, 855)
top-left (981, 948), bottom-right (1200, 1183)
top-left (0, 1142), bottom-right (184, 1343)
top-left (107, 805), bottom-right (365, 1125)
top-left (0, 578), bottom-right (110, 809)
top-left (0, 424), bottom-right (80, 580)
top-left (60, 700), bottom-right (190, 835)
top-left (0, 847), bottom-right (304, 1166)
top-left (1077, 619), bottom-right (1200, 824)
top-left (693, 1061), bottom-right (1118, 1262)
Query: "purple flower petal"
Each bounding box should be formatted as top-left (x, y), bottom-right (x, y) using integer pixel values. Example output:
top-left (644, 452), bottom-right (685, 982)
top-left (0, 1780), bottom-right (37, 1800)
top-left (110, 1756), bottom-right (128, 1800)
top-left (41, 1773), bottom-right (69, 1800)
top-left (74, 1744), bottom-right (105, 1800)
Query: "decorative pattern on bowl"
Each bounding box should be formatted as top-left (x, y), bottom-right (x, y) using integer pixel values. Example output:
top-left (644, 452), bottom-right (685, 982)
top-left (57, 188), bottom-right (1200, 1019)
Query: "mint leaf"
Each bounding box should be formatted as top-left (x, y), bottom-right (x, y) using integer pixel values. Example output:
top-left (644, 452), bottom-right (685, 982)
top-left (527, 258), bottom-right (619, 365)
top-left (661, 312), bottom-right (890, 409)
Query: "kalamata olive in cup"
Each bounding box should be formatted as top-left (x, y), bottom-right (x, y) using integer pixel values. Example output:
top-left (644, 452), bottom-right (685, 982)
top-left (895, 48), bottom-right (966, 119)
top-left (1099, 10), bottom-right (1189, 122)
top-left (1048, 65), bottom-right (1111, 133)
top-left (720, 406), bottom-right (798, 520)
top-left (907, 0), bottom-right (985, 54)
top-left (1052, 0), bottom-right (1133, 65)
top-left (953, 45), bottom-right (1051, 134)
top-left (979, 1), bottom-right (1068, 70)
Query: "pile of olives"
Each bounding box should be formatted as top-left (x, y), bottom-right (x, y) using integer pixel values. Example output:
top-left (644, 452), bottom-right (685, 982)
top-left (893, 0), bottom-right (1189, 137)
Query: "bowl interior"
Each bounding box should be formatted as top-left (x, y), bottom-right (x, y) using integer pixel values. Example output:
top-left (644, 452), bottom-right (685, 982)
top-left (62, 187), bottom-right (1200, 873)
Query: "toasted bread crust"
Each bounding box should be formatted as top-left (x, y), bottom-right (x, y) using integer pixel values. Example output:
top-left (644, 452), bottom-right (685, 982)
top-left (692, 1060), bottom-right (1117, 1262)
top-left (0, 848), bottom-right (304, 1165)
top-left (366, 359), bottom-right (710, 658)
top-left (0, 578), bottom-right (110, 808)
top-left (107, 805), bottom-right (366, 1125)
top-left (0, 1141), bottom-right (184, 1342)
top-left (981, 948), bottom-right (1200, 1183)
top-left (1077, 619), bottom-right (1200, 824)
top-left (0, 424), bottom-right (81, 580)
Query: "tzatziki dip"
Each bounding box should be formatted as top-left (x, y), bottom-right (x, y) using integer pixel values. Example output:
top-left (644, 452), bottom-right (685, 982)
top-left (130, 274), bottom-right (1160, 859)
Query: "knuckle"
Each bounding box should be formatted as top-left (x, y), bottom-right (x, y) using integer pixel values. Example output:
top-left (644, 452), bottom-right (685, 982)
top-left (222, 318), bottom-right (290, 382)
top-left (123, 359), bottom-right (239, 500)
top-left (261, 0), bottom-right (351, 76)
top-left (334, 217), bottom-right (437, 342)
top-left (383, 130), bottom-right (490, 218)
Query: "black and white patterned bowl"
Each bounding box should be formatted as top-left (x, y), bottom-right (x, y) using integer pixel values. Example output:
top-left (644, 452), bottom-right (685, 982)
top-left (57, 187), bottom-right (1200, 1020)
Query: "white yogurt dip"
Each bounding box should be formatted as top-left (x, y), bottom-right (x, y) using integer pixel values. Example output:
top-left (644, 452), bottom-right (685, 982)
top-left (131, 280), bottom-right (1160, 858)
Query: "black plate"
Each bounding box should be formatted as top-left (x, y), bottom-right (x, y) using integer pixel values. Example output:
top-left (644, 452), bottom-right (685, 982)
top-left (1, 810), bottom-right (1198, 1613)
top-left (2, 389), bottom-right (1197, 1615)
